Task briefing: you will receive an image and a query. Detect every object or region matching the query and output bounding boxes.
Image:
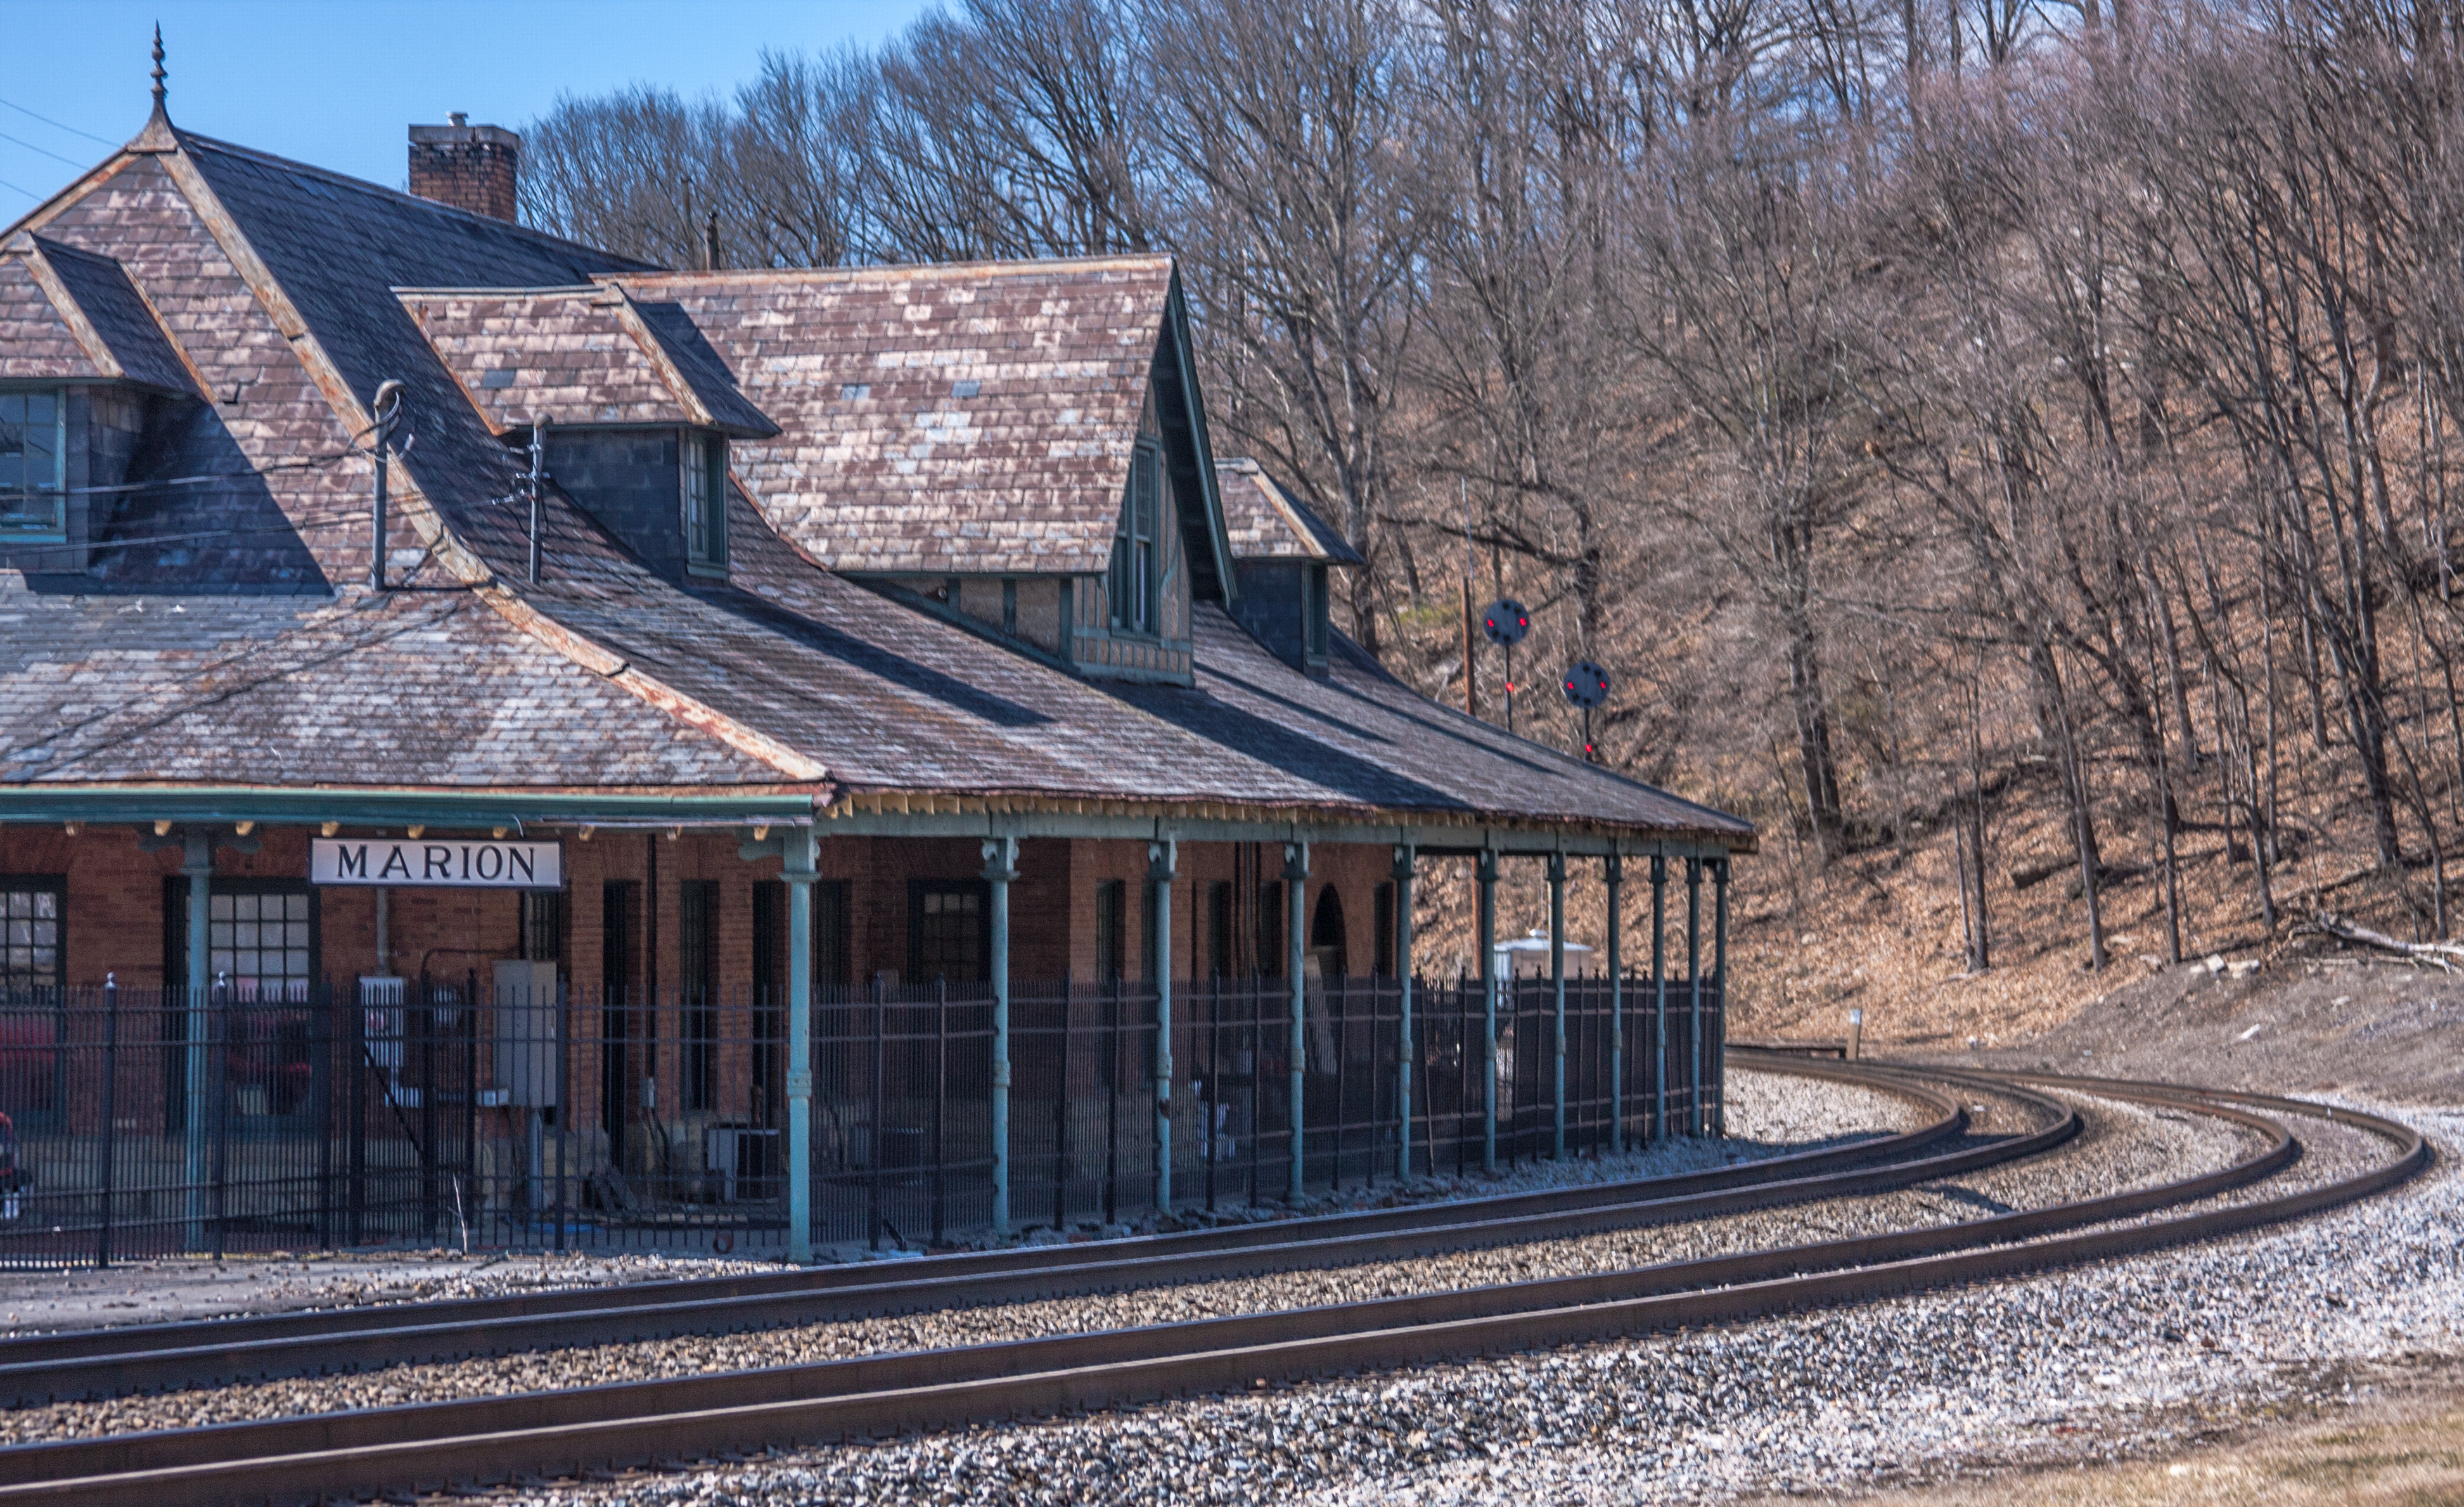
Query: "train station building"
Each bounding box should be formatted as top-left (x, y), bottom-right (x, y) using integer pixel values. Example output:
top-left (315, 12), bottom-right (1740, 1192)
top-left (0, 91), bottom-right (1751, 1262)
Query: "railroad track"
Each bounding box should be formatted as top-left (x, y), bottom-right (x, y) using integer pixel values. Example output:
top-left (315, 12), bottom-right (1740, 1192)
top-left (0, 1057), bottom-right (2423, 1507)
top-left (0, 1055), bottom-right (2009, 1408)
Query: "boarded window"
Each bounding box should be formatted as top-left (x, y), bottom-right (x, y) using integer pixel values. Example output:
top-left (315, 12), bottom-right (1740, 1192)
top-left (1094, 879), bottom-right (1126, 984)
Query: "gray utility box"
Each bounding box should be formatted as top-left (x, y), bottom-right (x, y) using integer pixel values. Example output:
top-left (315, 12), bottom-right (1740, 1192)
top-left (491, 960), bottom-right (561, 1108)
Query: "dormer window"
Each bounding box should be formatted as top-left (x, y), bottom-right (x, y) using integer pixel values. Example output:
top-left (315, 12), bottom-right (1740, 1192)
top-left (1110, 440), bottom-right (1161, 634)
top-left (0, 388), bottom-right (66, 540)
top-left (682, 431), bottom-right (726, 575)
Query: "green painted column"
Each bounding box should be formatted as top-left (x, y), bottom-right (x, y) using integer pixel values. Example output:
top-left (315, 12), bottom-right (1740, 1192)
top-left (1284, 841), bottom-right (1308, 1205)
top-left (1687, 856), bottom-right (1704, 1137)
top-left (1548, 850), bottom-right (1567, 1160)
top-left (982, 837), bottom-right (1019, 1234)
top-left (1476, 849), bottom-right (1498, 1174)
top-left (1651, 854), bottom-right (1667, 1143)
top-left (1605, 852), bottom-right (1624, 1154)
top-left (782, 827), bottom-right (817, 1264)
top-left (1391, 844), bottom-right (1415, 1183)
top-left (182, 828), bottom-right (210, 1252)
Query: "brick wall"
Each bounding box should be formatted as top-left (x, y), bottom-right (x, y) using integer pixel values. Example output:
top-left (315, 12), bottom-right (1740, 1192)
top-left (406, 122), bottom-right (520, 223)
top-left (0, 824), bottom-right (1417, 997)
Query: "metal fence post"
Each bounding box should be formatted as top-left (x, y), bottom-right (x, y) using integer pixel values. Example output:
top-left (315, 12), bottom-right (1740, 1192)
top-left (1053, 979), bottom-right (1072, 1231)
top-left (98, 975), bottom-right (119, 1267)
top-left (212, 975), bottom-right (229, 1263)
top-left (1104, 975), bottom-right (1121, 1227)
top-left (315, 980), bottom-right (334, 1250)
top-left (868, 975), bottom-right (887, 1250)
top-left (933, 977), bottom-right (948, 1248)
top-left (1283, 842), bottom-right (1309, 1204)
top-left (1148, 838), bottom-right (1175, 1216)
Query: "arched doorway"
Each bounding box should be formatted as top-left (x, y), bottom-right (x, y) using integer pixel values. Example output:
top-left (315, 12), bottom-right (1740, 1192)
top-left (1309, 885), bottom-right (1347, 979)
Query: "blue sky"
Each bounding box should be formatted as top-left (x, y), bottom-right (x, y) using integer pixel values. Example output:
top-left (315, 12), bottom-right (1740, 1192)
top-left (0, 0), bottom-right (935, 213)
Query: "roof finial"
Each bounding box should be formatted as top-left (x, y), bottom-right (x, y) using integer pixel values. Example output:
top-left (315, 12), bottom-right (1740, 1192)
top-left (148, 23), bottom-right (167, 115)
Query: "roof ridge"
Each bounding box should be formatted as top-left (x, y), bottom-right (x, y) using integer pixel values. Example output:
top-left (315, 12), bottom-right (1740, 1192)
top-left (606, 252), bottom-right (1174, 286)
top-left (176, 131), bottom-right (664, 272)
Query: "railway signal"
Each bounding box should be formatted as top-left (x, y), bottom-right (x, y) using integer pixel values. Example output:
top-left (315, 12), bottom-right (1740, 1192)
top-left (1481, 600), bottom-right (1529, 731)
top-left (1562, 659), bottom-right (1612, 761)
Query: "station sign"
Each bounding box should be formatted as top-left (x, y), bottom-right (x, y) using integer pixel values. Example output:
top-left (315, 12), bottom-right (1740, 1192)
top-left (311, 837), bottom-right (563, 889)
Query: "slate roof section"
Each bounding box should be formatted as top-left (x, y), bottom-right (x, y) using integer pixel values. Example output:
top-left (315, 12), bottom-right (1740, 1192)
top-left (0, 250), bottom-right (101, 380)
top-left (37, 238), bottom-right (195, 394)
top-left (609, 260), bottom-right (1177, 577)
top-left (0, 578), bottom-right (780, 788)
top-left (1216, 458), bottom-right (1364, 565)
top-left (400, 285), bottom-right (775, 438)
top-left (0, 122), bottom-right (1753, 845)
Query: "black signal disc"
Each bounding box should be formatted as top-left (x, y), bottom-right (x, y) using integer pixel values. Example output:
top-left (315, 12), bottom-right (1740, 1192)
top-left (1562, 660), bottom-right (1612, 708)
top-left (1481, 599), bottom-right (1529, 647)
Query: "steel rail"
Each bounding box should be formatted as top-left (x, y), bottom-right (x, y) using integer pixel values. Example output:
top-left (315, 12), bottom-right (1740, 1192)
top-left (0, 1058), bottom-right (2013, 1407)
top-left (0, 1065), bottom-right (2354, 1507)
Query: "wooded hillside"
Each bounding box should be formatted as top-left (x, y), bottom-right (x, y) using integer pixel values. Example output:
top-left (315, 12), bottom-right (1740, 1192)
top-left (518, 0), bottom-right (2464, 1039)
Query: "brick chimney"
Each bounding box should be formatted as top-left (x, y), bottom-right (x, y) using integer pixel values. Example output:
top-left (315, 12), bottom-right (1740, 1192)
top-left (407, 113), bottom-right (520, 222)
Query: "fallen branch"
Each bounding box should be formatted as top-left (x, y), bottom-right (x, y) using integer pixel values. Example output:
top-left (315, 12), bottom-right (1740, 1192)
top-left (2304, 910), bottom-right (2464, 971)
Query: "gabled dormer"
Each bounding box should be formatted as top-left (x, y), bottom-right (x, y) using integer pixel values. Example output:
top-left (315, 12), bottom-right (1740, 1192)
top-left (603, 257), bottom-right (1238, 683)
top-left (0, 235), bottom-right (200, 574)
top-left (1217, 458), bottom-right (1363, 677)
top-left (402, 283), bottom-right (776, 584)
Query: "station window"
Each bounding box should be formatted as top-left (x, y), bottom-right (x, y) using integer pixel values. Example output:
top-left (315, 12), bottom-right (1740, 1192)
top-left (209, 887), bottom-right (314, 1003)
top-left (681, 431), bottom-right (728, 575)
top-left (1108, 442), bottom-right (1162, 634)
top-left (0, 388), bottom-right (67, 539)
top-left (0, 879), bottom-right (63, 999)
top-left (909, 882), bottom-right (987, 984)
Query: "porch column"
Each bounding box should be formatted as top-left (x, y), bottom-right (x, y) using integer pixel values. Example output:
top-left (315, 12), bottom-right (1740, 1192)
top-left (782, 827), bottom-right (817, 1264)
top-left (1547, 851), bottom-right (1567, 1160)
top-left (1391, 844), bottom-right (1415, 1183)
top-left (1148, 838), bottom-right (1177, 1212)
top-left (1651, 854), bottom-right (1667, 1143)
top-left (1283, 841), bottom-right (1308, 1205)
top-left (982, 836), bottom-right (1019, 1234)
top-left (1687, 856), bottom-right (1704, 1137)
top-left (183, 828), bottom-right (210, 1252)
top-left (1475, 848), bottom-right (1498, 1174)
top-left (1605, 852), bottom-right (1624, 1155)
top-left (1713, 856), bottom-right (1730, 1138)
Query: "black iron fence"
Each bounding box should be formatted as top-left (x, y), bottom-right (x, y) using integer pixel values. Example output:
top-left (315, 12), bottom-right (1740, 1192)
top-left (0, 969), bottom-right (1723, 1267)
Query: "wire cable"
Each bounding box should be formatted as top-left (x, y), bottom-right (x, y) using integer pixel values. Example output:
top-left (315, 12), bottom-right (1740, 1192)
top-left (0, 127), bottom-right (82, 169)
top-left (0, 96), bottom-right (114, 146)
top-left (0, 174), bottom-right (38, 203)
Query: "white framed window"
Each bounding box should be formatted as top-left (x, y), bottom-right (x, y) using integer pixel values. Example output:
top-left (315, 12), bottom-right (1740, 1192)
top-left (209, 888), bottom-right (313, 1003)
top-left (681, 431), bottom-right (727, 574)
top-left (1109, 441), bottom-right (1162, 634)
top-left (0, 387), bottom-right (67, 540)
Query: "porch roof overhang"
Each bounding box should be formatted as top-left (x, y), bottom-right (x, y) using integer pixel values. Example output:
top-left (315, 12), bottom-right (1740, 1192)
top-left (0, 785), bottom-right (825, 831)
top-left (0, 783), bottom-right (1752, 857)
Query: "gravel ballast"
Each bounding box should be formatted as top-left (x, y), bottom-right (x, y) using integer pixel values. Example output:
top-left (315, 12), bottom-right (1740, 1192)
top-left (0, 1070), bottom-right (2257, 1449)
top-left (471, 1094), bottom-right (2453, 1507)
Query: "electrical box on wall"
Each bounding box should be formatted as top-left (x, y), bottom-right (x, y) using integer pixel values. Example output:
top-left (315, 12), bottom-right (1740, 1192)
top-left (491, 959), bottom-right (561, 1108)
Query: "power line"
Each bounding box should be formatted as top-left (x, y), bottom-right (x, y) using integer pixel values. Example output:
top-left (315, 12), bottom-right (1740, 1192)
top-left (0, 96), bottom-right (115, 146)
top-left (0, 127), bottom-right (83, 169)
top-left (0, 174), bottom-right (37, 202)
